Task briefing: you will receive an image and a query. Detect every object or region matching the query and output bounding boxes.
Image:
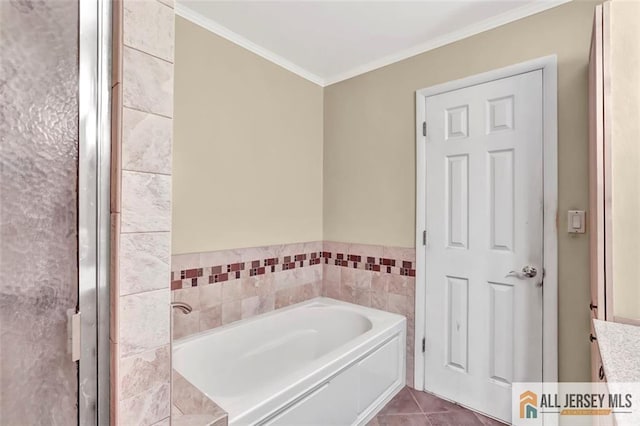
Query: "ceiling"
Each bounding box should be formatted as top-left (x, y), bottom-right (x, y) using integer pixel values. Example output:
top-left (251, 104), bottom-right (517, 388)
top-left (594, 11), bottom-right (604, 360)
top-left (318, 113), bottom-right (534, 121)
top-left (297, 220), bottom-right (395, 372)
top-left (176, 0), bottom-right (570, 86)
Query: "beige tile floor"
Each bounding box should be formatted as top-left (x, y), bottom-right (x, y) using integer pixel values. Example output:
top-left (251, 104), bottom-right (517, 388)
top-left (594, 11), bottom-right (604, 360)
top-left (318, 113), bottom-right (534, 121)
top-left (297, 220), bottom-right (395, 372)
top-left (367, 387), bottom-right (508, 426)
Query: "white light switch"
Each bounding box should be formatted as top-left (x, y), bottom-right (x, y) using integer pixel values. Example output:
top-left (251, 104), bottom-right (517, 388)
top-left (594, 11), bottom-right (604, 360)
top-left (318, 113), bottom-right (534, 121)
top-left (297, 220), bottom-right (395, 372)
top-left (568, 210), bottom-right (586, 233)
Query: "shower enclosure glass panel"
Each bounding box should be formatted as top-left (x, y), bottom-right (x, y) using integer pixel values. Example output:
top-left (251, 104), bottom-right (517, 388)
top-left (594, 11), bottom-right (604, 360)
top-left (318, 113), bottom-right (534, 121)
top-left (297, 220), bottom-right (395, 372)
top-left (0, 1), bottom-right (79, 423)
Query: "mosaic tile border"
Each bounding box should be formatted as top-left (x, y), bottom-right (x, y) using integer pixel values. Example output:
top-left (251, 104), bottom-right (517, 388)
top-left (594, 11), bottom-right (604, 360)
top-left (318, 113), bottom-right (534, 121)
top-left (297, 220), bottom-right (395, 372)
top-left (171, 252), bottom-right (323, 290)
top-left (322, 252), bottom-right (416, 277)
top-left (171, 250), bottom-right (415, 291)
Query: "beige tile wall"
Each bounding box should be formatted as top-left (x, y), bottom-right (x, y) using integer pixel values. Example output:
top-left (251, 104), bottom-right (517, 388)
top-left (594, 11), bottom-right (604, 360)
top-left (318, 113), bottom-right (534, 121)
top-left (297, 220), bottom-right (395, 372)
top-left (171, 242), bottom-right (323, 340)
top-left (111, 0), bottom-right (175, 424)
top-left (322, 241), bottom-right (416, 387)
top-left (172, 371), bottom-right (227, 426)
top-left (171, 241), bottom-right (417, 388)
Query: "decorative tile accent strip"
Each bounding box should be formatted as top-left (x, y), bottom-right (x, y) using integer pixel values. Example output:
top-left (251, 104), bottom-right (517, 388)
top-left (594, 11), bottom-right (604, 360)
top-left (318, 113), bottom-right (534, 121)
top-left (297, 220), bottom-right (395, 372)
top-left (171, 240), bottom-right (417, 388)
top-left (322, 251), bottom-right (415, 277)
top-left (171, 248), bottom-right (414, 291)
top-left (171, 251), bottom-right (323, 290)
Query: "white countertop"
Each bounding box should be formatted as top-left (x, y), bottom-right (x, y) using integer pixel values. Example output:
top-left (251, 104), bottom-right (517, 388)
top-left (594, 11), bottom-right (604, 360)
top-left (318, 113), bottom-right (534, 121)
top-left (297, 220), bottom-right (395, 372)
top-left (593, 319), bottom-right (640, 383)
top-left (593, 319), bottom-right (640, 426)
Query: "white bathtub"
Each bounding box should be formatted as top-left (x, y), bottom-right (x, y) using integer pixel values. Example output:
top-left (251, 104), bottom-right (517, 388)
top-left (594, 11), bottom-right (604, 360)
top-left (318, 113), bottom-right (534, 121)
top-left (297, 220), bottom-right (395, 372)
top-left (173, 297), bottom-right (406, 425)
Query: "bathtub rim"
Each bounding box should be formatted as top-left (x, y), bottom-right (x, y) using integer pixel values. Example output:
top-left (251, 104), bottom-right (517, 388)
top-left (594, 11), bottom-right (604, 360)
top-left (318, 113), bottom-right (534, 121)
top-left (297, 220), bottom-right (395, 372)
top-left (172, 296), bottom-right (404, 347)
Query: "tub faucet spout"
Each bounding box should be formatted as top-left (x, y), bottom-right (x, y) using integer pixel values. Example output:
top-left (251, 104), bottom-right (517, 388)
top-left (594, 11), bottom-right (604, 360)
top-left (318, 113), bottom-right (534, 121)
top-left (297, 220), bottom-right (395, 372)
top-left (171, 301), bottom-right (192, 314)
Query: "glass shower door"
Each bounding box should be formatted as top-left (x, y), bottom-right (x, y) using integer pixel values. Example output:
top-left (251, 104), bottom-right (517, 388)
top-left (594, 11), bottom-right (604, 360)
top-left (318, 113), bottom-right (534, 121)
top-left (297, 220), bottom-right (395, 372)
top-left (0, 1), bottom-right (79, 423)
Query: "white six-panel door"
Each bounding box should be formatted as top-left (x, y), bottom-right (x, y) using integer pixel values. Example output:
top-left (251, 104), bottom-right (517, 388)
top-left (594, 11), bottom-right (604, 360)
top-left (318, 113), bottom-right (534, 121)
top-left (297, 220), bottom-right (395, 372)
top-left (423, 70), bottom-right (544, 423)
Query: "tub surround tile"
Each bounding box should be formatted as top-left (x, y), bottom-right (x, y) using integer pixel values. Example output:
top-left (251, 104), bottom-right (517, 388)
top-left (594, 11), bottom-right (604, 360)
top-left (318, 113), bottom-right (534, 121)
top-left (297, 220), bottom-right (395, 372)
top-left (324, 241), bottom-right (416, 391)
top-left (339, 283), bottom-right (357, 303)
top-left (173, 286), bottom-right (201, 311)
top-left (171, 243), bottom-right (325, 339)
top-left (388, 293), bottom-right (409, 316)
top-left (354, 268), bottom-right (372, 289)
top-left (172, 404), bottom-right (184, 418)
top-left (355, 288), bottom-right (373, 306)
top-left (122, 107), bottom-right (172, 175)
top-left (273, 267), bottom-right (304, 290)
top-left (324, 279), bottom-right (340, 299)
top-left (157, 0), bottom-right (174, 8)
top-left (123, 0), bottom-right (174, 63)
top-left (119, 382), bottom-right (170, 426)
top-left (321, 242), bottom-right (415, 277)
top-left (371, 289), bottom-right (388, 310)
top-left (173, 310), bottom-right (200, 340)
top-left (112, 2), bottom-right (174, 424)
top-left (323, 263), bottom-right (341, 283)
top-left (199, 306), bottom-right (222, 331)
top-left (151, 417), bottom-right (171, 426)
top-left (173, 414), bottom-right (221, 426)
top-left (241, 294), bottom-right (275, 319)
top-left (171, 242), bottom-right (324, 290)
top-left (119, 345), bottom-right (171, 400)
top-left (122, 46), bottom-right (173, 117)
top-left (172, 252), bottom-right (201, 273)
top-left (121, 170), bottom-right (171, 233)
top-left (120, 289), bottom-right (170, 357)
top-left (199, 283), bottom-right (222, 309)
top-left (212, 417), bottom-right (229, 426)
top-left (243, 274), bottom-right (275, 298)
top-left (120, 232), bottom-right (170, 296)
top-left (171, 241), bottom-right (416, 393)
top-left (221, 300), bottom-right (242, 325)
top-left (389, 274), bottom-right (410, 296)
top-left (221, 279), bottom-right (243, 302)
top-left (173, 371), bottom-right (227, 421)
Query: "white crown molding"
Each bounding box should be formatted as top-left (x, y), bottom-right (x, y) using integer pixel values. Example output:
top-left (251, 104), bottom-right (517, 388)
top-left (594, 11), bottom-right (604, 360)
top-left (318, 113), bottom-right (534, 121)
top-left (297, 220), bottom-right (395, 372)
top-left (175, 3), bottom-right (327, 86)
top-left (322, 0), bottom-right (572, 86)
top-left (176, 0), bottom-right (571, 88)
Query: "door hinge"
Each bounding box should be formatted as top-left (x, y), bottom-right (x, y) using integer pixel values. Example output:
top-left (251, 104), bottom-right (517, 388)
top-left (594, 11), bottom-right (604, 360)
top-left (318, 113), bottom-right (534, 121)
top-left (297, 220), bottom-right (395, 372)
top-left (68, 309), bottom-right (81, 362)
top-left (422, 121), bottom-right (426, 137)
top-left (422, 230), bottom-right (427, 246)
top-left (422, 337), bottom-right (426, 353)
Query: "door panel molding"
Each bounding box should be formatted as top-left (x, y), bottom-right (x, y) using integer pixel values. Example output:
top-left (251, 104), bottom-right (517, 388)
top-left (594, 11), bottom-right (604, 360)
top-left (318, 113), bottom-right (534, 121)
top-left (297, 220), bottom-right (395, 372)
top-left (414, 55), bottom-right (558, 391)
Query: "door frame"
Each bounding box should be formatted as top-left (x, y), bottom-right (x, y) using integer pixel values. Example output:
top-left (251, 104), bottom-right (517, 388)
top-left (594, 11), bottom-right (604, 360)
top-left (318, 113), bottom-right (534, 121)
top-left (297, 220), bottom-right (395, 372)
top-left (413, 55), bottom-right (558, 390)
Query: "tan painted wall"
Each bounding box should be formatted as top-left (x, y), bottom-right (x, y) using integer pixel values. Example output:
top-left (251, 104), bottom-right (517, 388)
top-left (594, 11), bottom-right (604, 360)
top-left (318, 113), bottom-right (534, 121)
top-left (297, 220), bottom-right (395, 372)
top-left (610, 0), bottom-right (640, 320)
top-left (173, 17), bottom-right (323, 254)
top-left (324, 1), bottom-right (599, 381)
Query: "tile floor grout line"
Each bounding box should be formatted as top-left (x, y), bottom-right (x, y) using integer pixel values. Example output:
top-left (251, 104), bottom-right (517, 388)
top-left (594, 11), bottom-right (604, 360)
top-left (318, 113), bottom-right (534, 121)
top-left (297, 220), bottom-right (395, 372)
top-left (408, 388), bottom-right (435, 425)
top-left (408, 388), bottom-right (427, 415)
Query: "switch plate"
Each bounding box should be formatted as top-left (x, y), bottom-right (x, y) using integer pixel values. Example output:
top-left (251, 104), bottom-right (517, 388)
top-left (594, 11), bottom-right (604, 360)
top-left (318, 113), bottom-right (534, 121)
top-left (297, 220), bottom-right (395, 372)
top-left (568, 210), bottom-right (586, 233)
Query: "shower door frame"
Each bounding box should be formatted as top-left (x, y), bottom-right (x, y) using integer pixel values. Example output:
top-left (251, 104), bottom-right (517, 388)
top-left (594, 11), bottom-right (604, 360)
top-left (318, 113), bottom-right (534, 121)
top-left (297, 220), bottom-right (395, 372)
top-left (78, 0), bottom-right (112, 424)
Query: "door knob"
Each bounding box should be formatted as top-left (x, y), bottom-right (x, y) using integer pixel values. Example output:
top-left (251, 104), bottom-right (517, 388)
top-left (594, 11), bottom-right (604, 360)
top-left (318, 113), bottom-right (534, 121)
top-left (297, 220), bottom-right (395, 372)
top-left (506, 266), bottom-right (538, 279)
top-left (521, 266), bottom-right (537, 278)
